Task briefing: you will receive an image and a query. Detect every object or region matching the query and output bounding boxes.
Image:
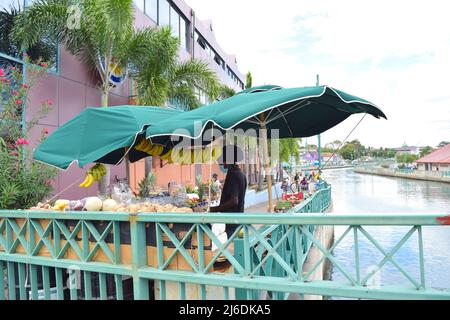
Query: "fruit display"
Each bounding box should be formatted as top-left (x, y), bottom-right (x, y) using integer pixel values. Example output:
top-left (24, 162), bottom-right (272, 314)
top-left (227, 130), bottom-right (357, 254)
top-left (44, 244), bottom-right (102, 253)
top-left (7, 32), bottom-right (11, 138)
top-left (79, 163), bottom-right (107, 188)
top-left (29, 198), bottom-right (193, 213)
top-left (274, 200), bottom-right (293, 213)
top-left (114, 202), bottom-right (193, 213)
top-left (52, 199), bottom-right (70, 211)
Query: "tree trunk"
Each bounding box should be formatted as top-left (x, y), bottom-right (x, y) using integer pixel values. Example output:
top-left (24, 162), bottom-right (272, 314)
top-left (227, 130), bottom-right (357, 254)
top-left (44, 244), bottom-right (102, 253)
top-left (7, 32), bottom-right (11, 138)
top-left (98, 89), bottom-right (111, 196)
top-left (257, 143), bottom-right (262, 191)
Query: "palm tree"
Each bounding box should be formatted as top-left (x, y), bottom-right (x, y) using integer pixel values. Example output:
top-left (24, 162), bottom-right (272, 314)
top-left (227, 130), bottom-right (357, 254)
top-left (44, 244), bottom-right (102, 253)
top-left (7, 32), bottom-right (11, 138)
top-left (134, 55), bottom-right (221, 110)
top-left (279, 138), bottom-right (300, 164)
top-left (246, 71), bottom-right (252, 89)
top-left (217, 84), bottom-right (236, 100)
top-left (12, 0), bottom-right (180, 193)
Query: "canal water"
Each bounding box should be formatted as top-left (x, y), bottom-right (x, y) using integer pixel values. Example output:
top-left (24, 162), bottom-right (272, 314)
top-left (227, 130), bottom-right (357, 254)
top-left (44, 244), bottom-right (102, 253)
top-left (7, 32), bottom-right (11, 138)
top-left (322, 168), bottom-right (450, 297)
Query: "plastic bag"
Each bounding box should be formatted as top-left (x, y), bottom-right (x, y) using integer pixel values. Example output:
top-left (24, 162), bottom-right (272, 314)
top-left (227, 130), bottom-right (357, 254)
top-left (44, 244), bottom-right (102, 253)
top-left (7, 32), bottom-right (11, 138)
top-left (111, 180), bottom-right (133, 205)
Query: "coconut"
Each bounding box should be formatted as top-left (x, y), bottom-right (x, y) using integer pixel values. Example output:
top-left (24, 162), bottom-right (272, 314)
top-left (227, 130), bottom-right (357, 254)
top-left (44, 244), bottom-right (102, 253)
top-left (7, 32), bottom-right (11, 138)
top-left (102, 199), bottom-right (118, 212)
top-left (84, 197), bottom-right (103, 211)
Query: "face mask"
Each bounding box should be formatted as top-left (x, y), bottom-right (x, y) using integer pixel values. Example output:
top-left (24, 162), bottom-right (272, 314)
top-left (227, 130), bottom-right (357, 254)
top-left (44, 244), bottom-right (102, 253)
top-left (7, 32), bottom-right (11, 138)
top-left (219, 164), bottom-right (228, 174)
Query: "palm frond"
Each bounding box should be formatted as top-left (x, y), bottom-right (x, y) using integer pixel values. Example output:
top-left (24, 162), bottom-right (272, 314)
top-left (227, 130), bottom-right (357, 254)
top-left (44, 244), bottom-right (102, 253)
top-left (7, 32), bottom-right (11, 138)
top-left (218, 85), bottom-right (236, 100)
top-left (169, 59), bottom-right (220, 104)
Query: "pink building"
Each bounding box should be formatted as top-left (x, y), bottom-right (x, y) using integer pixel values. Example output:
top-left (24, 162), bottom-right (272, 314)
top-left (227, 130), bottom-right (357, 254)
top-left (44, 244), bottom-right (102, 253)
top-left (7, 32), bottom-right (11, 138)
top-left (417, 144), bottom-right (450, 172)
top-left (0, 0), bottom-right (245, 198)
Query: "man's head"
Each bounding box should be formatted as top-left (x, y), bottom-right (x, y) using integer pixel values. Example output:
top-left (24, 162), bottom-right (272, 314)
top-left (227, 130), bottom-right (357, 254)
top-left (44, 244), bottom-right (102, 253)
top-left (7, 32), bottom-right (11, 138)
top-left (218, 144), bottom-right (244, 169)
top-left (212, 173), bottom-right (218, 181)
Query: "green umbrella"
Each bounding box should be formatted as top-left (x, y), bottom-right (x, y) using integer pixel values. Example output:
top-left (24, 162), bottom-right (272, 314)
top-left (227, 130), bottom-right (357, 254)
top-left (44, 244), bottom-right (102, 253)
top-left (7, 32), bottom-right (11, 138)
top-left (145, 85), bottom-right (386, 211)
top-left (146, 85), bottom-right (386, 142)
top-left (34, 105), bottom-right (183, 170)
top-left (236, 84), bottom-right (283, 95)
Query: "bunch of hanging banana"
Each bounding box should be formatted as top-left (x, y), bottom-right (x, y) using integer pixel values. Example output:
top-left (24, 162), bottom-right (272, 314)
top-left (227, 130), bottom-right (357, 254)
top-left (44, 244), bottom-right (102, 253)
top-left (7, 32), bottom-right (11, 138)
top-left (79, 163), bottom-right (107, 188)
top-left (200, 145), bottom-right (222, 163)
top-left (160, 149), bottom-right (173, 163)
top-left (135, 139), bottom-right (164, 156)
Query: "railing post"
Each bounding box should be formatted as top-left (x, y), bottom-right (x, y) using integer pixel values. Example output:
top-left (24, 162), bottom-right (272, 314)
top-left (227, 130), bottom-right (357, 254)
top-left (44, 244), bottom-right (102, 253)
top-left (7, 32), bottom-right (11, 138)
top-left (130, 215), bottom-right (149, 300)
top-left (233, 236), bottom-right (246, 299)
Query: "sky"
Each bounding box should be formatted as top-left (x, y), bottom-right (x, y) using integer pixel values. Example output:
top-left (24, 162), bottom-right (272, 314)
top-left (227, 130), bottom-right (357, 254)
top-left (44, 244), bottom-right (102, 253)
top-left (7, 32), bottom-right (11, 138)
top-left (186, 0), bottom-right (450, 148)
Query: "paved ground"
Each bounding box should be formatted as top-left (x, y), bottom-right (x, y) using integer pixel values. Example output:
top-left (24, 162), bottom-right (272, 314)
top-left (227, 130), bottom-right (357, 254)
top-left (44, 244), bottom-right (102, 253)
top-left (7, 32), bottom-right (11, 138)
top-left (245, 201), bottom-right (269, 213)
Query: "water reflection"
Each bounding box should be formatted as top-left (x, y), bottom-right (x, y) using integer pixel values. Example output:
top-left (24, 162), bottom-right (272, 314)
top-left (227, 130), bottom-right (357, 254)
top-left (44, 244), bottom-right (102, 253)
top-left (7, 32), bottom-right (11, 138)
top-left (322, 169), bottom-right (450, 297)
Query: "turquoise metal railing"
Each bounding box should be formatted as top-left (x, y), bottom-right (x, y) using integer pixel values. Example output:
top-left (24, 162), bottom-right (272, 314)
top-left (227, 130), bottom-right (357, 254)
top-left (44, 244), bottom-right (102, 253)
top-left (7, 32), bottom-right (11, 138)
top-left (1, 186), bottom-right (450, 300)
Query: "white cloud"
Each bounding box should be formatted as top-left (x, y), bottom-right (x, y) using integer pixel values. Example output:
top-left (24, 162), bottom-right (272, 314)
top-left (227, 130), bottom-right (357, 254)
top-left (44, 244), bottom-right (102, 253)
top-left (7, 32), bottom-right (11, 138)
top-left (186, 0), bottom-right (450, 148)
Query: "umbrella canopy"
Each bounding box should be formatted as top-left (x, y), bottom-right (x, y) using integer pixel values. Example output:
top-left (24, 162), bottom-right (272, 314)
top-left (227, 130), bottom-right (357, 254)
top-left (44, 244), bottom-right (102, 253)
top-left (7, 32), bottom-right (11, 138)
top-left (145, 85), bottom-right (386, 143)
top-left (236, 84), bottom-right (283, 95)
top-left (34, 105), bottom-right (183, 170)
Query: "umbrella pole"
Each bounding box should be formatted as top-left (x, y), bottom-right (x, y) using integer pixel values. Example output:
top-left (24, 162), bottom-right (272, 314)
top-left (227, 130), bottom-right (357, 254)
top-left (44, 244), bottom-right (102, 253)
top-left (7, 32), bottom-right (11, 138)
top-left (125, 148), bottom-right (130, 185)
top-left (260, 120), bottom-right (273, 213)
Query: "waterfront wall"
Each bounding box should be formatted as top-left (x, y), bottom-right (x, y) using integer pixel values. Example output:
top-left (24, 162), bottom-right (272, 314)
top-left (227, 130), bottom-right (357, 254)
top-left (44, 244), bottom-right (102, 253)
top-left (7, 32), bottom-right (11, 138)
top-left (302, 201), bottom-right (334, 300)
top-left (354, 167), bottom-right (450, 183)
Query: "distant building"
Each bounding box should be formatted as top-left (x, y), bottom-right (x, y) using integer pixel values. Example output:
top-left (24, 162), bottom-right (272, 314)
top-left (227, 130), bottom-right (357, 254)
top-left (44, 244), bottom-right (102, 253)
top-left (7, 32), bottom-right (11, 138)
top-left (416, 144), bottom-right (450, 172)
top-left (302, 151), bottom-right (319, 162)
top-left (321, 153), bottom-right (343, 166)
top-left (393, 143), bottom-right (421, 156)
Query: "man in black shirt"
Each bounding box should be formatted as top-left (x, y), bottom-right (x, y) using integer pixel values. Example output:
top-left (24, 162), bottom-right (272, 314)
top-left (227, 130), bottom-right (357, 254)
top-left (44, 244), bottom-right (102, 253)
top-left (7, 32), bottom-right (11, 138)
top-left (209, 145), bottom-right (247, 238)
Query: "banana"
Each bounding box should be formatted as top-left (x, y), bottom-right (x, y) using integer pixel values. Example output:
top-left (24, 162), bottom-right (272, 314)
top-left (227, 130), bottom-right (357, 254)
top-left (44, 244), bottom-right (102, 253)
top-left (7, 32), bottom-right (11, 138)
top-left (160, 149), bottom-right (171, 160)
top-left (79, 175), bottom-right (90, 188)
top-left (191, 148), bottom-right (202, 164)
top-left (149, 144), bottom-right (159, 156)
top-left (93, 168), bottom-right (100, 181)
top-left (144, 142), bottom-right (154, 154)
top-left (212, 145), bottom-right (222, 161)
top-left (202, 147), bottom-right (212, 163)
top-left (84, 174), bottom-right (95, 188)
top-left (135, 139), bottom-right (147, 151)
top-left (155, 145), bottom-right (164, 156)
top-left (161, 151), bottom-right (168, 159)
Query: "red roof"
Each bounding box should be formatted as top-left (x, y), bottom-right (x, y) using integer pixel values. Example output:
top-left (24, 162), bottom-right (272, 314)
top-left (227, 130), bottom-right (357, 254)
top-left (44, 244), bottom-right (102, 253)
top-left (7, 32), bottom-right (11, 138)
top-left (417, 144), bottom-right (450, 164)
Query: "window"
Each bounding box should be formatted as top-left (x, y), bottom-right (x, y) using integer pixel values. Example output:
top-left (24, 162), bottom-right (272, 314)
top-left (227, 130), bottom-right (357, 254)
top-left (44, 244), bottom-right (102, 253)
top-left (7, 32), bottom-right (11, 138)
top-left (133, 0), bottom-right (144, 12)
top-left (170, 7), bottom-right (179, 38)
top-left (196, 33), bottom-right (207, 49)
top-left (180, 16), bottom-right (188, 52)
top-left (145, 0), bottom-right (158, 23)
top-left (158, 0), bottom-right (170, 26)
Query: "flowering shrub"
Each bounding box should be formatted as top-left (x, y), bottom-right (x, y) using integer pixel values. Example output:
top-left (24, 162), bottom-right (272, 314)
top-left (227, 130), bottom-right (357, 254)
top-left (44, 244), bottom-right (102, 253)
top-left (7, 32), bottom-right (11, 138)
top-left (0, 59), bottom-right (57, 209)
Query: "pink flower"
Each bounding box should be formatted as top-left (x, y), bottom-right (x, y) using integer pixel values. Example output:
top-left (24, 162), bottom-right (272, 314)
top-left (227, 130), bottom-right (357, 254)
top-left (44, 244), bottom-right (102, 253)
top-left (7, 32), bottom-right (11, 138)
top-left (15, 138), bottom-right (29, 146)
top-left (22, 84), bottom-right (29, 89)
top-left (46, 99), bottom-right (53, 106)
top-left (0, 69), bottom-right (4, 77)
top-left (40, 62), bottom-right (47, 68)
top-left (43, 128), bottom-right (49, 135)
top-left (15, 99), bottom-right (23, 105)
top-left (12, 90), bottom-right (19, 96)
